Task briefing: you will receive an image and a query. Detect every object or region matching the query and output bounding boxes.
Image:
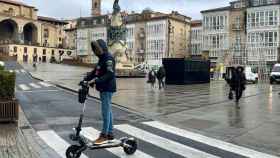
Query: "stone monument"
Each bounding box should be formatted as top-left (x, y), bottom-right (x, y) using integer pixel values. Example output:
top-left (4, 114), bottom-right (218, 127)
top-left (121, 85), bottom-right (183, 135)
top-left (107, 0), bottom-right (134, 73)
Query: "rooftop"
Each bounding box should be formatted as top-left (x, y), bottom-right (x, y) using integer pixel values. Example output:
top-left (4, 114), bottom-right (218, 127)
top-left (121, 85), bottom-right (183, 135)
top-left (191, 20), bottom-right (202, 27)
top-left (0, 0), bottom-right (35, 9)
top-left (201, 6), bottom-right (231, 13)
top-left (126, 11), bottom-right (191, 24)
top-left (38, 16), bottom-right (68, 25)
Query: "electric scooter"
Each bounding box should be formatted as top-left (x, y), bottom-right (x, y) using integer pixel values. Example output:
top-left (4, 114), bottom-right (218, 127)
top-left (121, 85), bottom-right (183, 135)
top-left (66, 81), bottom-right (137, 158)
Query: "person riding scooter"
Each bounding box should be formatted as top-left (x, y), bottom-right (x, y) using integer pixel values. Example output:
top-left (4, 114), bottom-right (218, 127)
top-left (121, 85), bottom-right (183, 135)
top-left (83, 39), bottom-right (116, 145)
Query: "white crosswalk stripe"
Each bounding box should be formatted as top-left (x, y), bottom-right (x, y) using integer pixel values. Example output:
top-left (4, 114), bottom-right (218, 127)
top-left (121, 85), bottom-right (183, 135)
top-left (37, 130), bottom-right (88, 158)
top-left (81, 127), bottom-right (155, 158)
top-left (37, 123), bottom-right (278, 158)
top-left (143, 121), bottom-right (279, 158)
top-left (15, 70), bottom-right (19, 73)
top-left (29, 83), bottom-right (41, 89)
top-left (38, 81), bottom-right (52, 87)
top-left (18, 84), bottom-right (30, 91)
top-left (20, 69), bottom-right (26, 73)
top-left (115, 124), bottom-right (219, 158)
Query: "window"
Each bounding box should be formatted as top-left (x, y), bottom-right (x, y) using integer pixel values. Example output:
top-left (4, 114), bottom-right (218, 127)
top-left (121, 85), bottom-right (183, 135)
top-left (206, 17), bottom-right (209, 29)
top-left (43, 49), bottom-right (46, 55)
top-left (256, 12), bottom-right (260, 27)
top-left (44, 29), bottom-right (49, 38)
top-left (24, 47), bottom-right (27, 53)
top-left (14, 46), bottom-right (17, 53)
top-left (274, 32), bottom-right (278, 46)
top-left (260, 12), bottom-right (264, 26)
top-left (220, 16), bottom-right (224, 28)
top-left (269, 32), bottom-right (273, 46)
top-left (252, 13), bottom-right (256, 27)
top-left (52, 50), bottom-right (55, 55)
top-left (248, 13), bottom-right (251, 28)
top-left (34, 48), bottom-right (37, 54)
top-left (269, 11), bottom-right (274, 25)
top-left (274, 10), bottom-right (278, 25)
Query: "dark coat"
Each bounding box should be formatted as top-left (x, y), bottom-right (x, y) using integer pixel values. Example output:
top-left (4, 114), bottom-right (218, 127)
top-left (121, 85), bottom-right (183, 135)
top-left (147, 70), bottom-right (156, 83)
top-left (84, 40), bottom-right (116, 92)
top-left (230, 68), bottom-right (246, 91)
top-left (156, 67), bottom-right (166, 80)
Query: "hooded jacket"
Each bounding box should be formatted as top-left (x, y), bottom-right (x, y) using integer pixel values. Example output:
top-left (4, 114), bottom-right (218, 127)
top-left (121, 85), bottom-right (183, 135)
top-left (230, 67), bottom-right (246, 91)
top-left (84, 39), bottom-right (116, 92)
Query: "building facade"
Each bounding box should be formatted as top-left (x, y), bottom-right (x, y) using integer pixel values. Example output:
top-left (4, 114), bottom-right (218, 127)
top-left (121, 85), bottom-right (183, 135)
top-left (125, 10), bottom-right (191, 67)
top-left (76, 9), bottom-right (191, 67)
top-left (0, 0), bottom-right (74, 63)
top-left (190, 20), bottom-right (203, 56)
top-left (76, 15), bottom-right (108, 63)
top-left (201, 7), bottom-right (231, 64)
top-left (246, 0), bottom-right (280, 67)
top-left (201, 0), bottom-right (280, 68)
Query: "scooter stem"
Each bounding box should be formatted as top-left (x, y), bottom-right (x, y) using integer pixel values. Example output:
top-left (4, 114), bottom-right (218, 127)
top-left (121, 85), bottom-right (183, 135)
top-left (75, 114), bottom-right (84, 138)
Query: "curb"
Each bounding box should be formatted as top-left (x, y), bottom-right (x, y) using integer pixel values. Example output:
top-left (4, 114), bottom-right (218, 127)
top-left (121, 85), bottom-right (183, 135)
top-left (55, 83), bottom-right (150, 120)
top-left (27, 71), bottom-right (150, 120)
top-left (18, 103), bottom-right (61, 158)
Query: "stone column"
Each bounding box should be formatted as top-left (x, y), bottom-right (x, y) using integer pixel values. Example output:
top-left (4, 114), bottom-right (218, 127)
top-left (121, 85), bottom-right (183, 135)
top-left (18, 26), bottom-right (24, 44)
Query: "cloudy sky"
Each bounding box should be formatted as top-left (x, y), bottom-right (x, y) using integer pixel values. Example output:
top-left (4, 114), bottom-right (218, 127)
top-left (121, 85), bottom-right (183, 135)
top-left (21, 0), bottom-right (229, 20)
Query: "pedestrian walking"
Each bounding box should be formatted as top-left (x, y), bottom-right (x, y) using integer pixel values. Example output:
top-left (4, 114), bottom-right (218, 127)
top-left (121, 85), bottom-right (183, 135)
top-left (156, 66), bottom-right (166, 89)
top-left (147, 69), bottom-right (156, 89)
top-left (229, 66), bottom-right (246, 104)
top-left (33, 62), bottom-right (37, 70)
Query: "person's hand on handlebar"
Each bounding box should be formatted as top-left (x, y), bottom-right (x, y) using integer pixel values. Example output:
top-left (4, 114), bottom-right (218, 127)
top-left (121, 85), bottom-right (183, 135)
top-left (88, 78), bottom-right (97, 88)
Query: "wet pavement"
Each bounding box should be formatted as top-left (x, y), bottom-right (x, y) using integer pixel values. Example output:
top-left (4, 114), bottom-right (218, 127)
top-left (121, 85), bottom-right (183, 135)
top-left (0, 61), bottom-right (61, 158)
top-left (22, 63), bottom-right (280, 156)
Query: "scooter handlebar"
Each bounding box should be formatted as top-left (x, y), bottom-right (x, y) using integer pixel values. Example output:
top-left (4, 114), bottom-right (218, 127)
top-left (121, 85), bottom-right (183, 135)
top-left (79, 81), bottom-right (89, 87)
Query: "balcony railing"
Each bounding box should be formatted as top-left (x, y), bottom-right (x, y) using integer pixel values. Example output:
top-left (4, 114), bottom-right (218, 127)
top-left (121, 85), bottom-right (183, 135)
top-left (138, 32), bottom-right (145, 39)
top-left (232, 24), bottom-right (243, 31)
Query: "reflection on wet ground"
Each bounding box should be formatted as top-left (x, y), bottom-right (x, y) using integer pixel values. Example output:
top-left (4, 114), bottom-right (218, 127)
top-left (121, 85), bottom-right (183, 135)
top-left (23, 63), bottom-right (280, 156)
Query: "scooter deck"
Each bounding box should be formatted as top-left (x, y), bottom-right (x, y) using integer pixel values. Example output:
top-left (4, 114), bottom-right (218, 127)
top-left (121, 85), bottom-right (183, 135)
top-left (87, 139), bottom-right (123, 150)
top-left (74, 134), bottom-right (124, 149)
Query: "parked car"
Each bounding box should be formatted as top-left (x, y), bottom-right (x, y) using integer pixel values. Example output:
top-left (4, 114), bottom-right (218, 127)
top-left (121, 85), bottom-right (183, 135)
top-left (245, 66), bottom-right (258, 84)
top-left (270, 64), bottom-right (280, 84)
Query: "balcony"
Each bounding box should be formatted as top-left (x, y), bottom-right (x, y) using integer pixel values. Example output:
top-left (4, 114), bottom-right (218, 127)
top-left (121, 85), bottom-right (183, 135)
top-left (136, 49), bottom-right (145, 54)
top-left (231, 24), bottom-right (243, 31)
top-left (138, 32), bottom-right (145, 39)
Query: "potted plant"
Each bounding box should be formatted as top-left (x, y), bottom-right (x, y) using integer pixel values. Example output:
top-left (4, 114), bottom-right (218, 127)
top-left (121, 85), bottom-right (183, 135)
top-left (0, 65), bottom-right (18, 122)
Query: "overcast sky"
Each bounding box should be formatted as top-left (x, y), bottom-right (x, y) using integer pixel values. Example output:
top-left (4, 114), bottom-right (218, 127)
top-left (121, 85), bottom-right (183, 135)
top-left (21, 0), bottom-right (230, 20)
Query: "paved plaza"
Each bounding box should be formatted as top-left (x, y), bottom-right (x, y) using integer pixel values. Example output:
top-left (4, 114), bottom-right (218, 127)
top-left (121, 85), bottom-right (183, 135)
top-left (20, 63), bottom-right (280, 156)
top-left (1, 62), bottom-right (280, 158)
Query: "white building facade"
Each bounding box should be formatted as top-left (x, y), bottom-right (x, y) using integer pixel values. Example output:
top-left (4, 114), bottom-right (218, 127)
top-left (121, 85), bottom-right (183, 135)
top-left (126, 24), bottom-right (136, 61)
top-left (202, 10), bottom-right (230, 63)
top-left (246, 4), bottom-right (280, 64)
top-left (145, 20), bottom-right (167, 67)
top-left (76, 27), bottom-right (107, 63)
top-left (191, 21), bottom-right (203, 56)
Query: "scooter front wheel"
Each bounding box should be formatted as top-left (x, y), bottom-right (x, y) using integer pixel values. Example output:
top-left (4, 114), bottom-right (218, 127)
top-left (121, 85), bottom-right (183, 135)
top-left (66, 145), bottom-right (82, 158)
top-left (123, 139), bottom-right (137, 155)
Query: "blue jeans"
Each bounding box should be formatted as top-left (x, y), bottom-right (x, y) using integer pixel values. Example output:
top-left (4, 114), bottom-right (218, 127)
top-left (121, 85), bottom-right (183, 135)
top-left (100, 92), bottom-right (113, 134)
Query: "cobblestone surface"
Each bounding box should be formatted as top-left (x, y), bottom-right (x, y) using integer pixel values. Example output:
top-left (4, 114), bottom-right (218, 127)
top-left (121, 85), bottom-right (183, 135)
top-left (0, 107), bottom-right (61, 158)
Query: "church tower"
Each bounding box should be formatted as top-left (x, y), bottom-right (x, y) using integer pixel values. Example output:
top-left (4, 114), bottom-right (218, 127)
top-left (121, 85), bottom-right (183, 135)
top-left (92, 0), bottom-right (101, 16)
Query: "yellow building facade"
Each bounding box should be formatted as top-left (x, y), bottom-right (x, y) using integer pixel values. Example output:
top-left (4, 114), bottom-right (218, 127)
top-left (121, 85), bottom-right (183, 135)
top-left (0, 0), bottom-right (74, 63)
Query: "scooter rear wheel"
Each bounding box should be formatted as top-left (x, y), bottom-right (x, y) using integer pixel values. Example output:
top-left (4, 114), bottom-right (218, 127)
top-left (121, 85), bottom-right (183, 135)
top-left (123, 139), bottom-right (137, 155)
top-left (66, 145), bottom-right (82, 158)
